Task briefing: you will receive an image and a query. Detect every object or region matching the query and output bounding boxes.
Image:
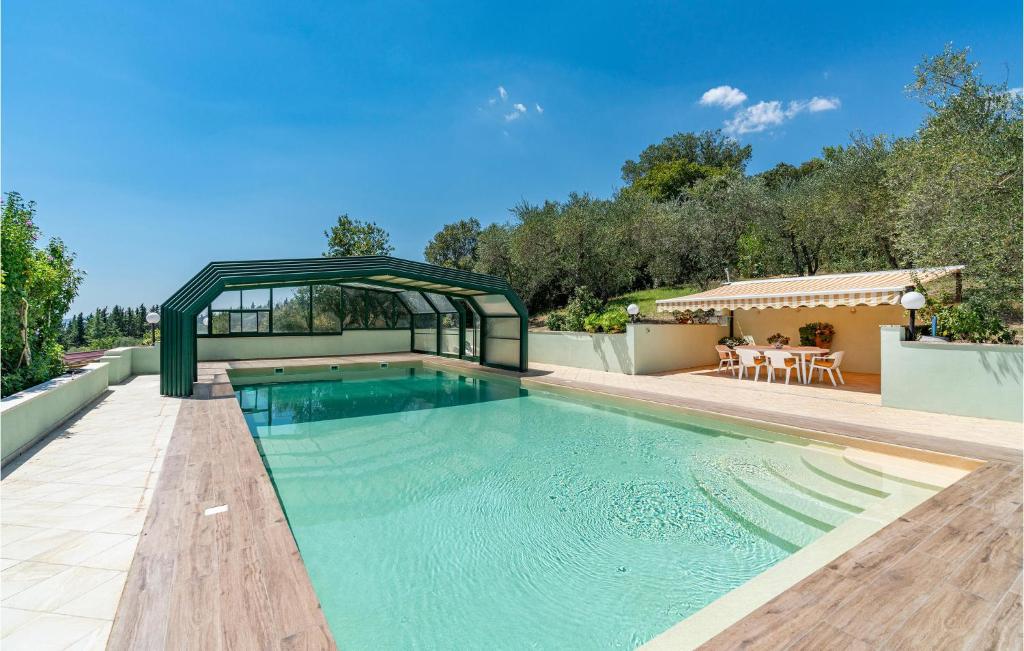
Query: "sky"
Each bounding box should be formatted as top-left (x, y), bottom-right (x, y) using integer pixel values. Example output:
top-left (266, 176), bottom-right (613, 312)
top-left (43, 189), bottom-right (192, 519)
top-left (3, 1), bottom-right (1021, 315)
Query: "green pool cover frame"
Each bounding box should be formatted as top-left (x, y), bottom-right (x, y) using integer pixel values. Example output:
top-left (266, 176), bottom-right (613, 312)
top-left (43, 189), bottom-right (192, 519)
top-left (160, 256), bottom-right (529, 396)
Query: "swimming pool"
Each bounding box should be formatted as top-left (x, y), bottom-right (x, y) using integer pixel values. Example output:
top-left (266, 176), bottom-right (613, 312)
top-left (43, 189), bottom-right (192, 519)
top-left (233, 365), bottom-right (953, 649)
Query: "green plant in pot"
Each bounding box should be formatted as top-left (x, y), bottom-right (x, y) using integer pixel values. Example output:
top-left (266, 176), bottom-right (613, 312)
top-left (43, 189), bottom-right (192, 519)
top-left (766, 332), bottom-right (790, 348)
top-left (799, 322), bottom-right (835, 348)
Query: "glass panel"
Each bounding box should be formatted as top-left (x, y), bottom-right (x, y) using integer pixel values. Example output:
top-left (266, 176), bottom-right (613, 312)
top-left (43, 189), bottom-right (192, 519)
top-left (367, 291), bottom-right (395, 328)
top-left (211, 290), bottom-right (241, 310)
top-left (211, 311), bottom-right (230, 334)
top-left (425, 292), bottom-right (456, 313)
top-left (242, 288), bottom-right (271, 310)
top-left (413, 313), bottom-right (436, 330)
top-left (486, 317), bottom-right (520, 339)
top-left (257, 311), bottom-right (270, 333)
top-left (196, 310), bottom-right (209, 335)
top-left (230, 312), bottom-right (242, 333)
top-left (341, 287), bottom-right (365, 328)
top-left (400, 291), bottom-right (435, 314)
top-left (440, 312), bottom-right (458, 329)
top-left (391, 296), bottom-right (411, 329)
top-left (313, 285), bottom-right (343, 333)
top-left (272, 286), bottom-right (310, 333)
top-left (474, 294), bottom-right (518, 316)
top-left (241, 312), bottom-right (258, 333)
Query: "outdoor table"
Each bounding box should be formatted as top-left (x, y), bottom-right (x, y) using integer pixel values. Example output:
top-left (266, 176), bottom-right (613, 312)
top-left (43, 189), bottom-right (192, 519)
top-left (735, 345), bottom-right (830, 384)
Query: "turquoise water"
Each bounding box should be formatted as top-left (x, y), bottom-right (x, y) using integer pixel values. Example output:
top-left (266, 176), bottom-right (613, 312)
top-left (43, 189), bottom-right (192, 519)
top-left (235, 367), bottom-right (886, 650)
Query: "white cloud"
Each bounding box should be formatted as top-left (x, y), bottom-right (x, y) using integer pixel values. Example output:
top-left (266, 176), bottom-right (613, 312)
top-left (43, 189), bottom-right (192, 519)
top-left (535, 103), bottom-right (544, 114)
top-left (724, 95), bottom-right (840, 135)
top-left (699, 85), bottom-right (748, 109)
top-left (498, 85), bottom-right (508, 100)
top-left (504, 103), bottom-right (527, 121)
top-left (806, 96), bottom-right (841, 112)
top-left (724, 101), bottom-right (786, 134)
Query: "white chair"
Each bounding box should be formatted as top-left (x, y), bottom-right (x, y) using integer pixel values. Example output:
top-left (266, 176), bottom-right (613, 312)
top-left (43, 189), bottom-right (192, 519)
top-left (808, 351), bottom-right (846, 386)
top-left (715, 345), bottom-right (739, 375)
top-left (742, 335), bottom-right (756, 345)
top-left (764, 350), bottom-right (798, 385)
top-left (735, 348), bottom-right (767, 381)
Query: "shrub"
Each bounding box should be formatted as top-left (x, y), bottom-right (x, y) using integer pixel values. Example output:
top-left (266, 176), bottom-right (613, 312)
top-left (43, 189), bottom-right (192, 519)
top-left (563, 286), bottom-right (603, 331)
top-left (582, 308), bottom-right (629, 334)
top-left (672, 308), bottom-right (715, 324)
top-left (933, 303), bottom-right (1016, 343)
top-left (545, 311), bottom-right (568, 331)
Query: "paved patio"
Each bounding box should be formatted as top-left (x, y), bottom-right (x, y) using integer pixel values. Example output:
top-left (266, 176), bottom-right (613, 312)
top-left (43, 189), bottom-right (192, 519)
top-left (0, 375), bottom-right (179, 650)
top-left (2, 355), bottom-right (1020, 649)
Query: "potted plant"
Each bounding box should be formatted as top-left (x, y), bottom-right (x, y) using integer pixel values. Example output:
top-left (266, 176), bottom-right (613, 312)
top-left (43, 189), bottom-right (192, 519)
top-left (799, 322), bottom-right (835, 348)
top-left (766, 332), bottom-right (790, 348)
top-left (717, 336), bottom-right (745, 348)
top-left (814, 322), bottom-right (835, 349)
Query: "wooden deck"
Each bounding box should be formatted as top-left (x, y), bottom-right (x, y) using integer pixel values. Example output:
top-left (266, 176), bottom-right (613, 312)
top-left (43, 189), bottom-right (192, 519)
top-left (110, 354), bottom-right (1021, 649)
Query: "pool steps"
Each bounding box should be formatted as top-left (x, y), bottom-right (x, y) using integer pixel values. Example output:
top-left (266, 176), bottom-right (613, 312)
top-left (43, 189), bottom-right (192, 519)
top-left (693, 436), bottom-right (918, 553)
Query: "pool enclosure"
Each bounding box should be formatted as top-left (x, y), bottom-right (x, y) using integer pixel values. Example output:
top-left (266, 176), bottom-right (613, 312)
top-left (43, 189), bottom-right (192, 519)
top-left (159, 256), bottom-right (529, 396)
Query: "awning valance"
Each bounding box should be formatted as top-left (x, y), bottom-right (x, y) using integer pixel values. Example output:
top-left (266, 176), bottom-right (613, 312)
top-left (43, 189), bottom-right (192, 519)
top-left (656, 266), bottom-right (963, 312)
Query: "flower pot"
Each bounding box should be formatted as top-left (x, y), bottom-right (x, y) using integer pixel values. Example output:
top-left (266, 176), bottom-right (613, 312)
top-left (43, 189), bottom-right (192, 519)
top-left (814, 336), bottom-right (831, 349)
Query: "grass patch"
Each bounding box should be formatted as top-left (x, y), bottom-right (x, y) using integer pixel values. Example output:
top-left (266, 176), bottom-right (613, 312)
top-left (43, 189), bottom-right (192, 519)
top-left (604, 285), bottom-right (699, 320)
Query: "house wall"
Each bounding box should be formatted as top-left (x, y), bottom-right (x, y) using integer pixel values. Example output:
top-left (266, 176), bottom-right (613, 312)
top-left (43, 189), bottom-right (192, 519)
top-left (732, 304), bottom-right (905, 374)
top-left (880, 325), bottom-right (1023, 422)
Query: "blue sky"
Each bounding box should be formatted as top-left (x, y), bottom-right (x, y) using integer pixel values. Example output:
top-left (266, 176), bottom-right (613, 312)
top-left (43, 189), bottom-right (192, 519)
top-left (3, 1), bottom-right (1021, 314)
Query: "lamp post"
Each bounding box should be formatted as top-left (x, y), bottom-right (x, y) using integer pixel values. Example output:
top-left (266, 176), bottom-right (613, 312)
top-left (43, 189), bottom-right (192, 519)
top-left (146, 311), bottom-right (160, 346)
top-left (900, 291), bottom-right (926, 340)
top-left (626, 303), bottom-right (640, 323)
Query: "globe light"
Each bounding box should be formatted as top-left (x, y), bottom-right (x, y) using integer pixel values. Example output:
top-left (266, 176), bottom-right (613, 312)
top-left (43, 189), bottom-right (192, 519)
top-left (146, 311), bottom-right (161, 325)
top-left (626, 303), bottom-right (640, 316)
top-left (900, 291), bottom-right (926, 310)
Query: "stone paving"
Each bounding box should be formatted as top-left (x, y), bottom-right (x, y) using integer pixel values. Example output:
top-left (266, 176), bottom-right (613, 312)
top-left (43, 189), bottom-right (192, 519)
top-left (0, 375), bottom-right (179, 650)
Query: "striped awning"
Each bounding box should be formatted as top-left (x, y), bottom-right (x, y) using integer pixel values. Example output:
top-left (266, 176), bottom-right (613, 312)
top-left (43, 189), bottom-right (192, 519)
top-left (656, 266), bottom-right (963, 312)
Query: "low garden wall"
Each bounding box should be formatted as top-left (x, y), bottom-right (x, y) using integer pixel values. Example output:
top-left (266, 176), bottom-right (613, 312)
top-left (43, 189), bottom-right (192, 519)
top-left (880, 325), bottom-right (1023, 422)
top-left (529, 323), bottom-right (727, 374)
top-left (195, 331), bottom-right (410, 361)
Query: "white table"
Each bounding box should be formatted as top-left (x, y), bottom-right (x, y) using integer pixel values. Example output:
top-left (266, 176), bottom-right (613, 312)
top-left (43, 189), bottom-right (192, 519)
top-left (735, 345), bottom-right (830, 384)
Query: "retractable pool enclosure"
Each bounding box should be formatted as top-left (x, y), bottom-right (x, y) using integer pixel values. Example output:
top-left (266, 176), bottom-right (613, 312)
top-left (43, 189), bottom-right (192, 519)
top-left (159, 256), bottom-right (529, 396)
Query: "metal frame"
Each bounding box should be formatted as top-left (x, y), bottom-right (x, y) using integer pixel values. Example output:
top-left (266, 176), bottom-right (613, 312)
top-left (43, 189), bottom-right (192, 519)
top-left (160, 256), bottom-right (529, 396)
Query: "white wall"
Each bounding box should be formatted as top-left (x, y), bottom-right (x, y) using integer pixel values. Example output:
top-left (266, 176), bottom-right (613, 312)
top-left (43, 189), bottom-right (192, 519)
top-left (880, 325), bottom-right (1023, 421)
top-left (529, 323), bottom-right (727, 375)
top-left (196, 331), bottom-right (411, 361)
top-left (529, 331), bottom-right (633, 373)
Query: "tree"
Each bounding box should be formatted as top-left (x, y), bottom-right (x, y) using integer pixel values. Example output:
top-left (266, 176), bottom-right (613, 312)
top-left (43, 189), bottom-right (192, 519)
top-left (424, 218), bottom-right (482, 270)
top-left (886, 45), bottom-right (1023, 316)
top-left (324, 215), bottom-right (394, 257)
top-left (622, 130), bottom-right (752, 200)
top-left (1, 193), bottom-right (84, 396)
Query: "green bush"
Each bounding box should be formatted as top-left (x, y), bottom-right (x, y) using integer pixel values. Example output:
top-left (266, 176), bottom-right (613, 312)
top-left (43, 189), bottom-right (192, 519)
top-left (563, 286), bottom-right (603, 331)
top-left (933, 303), bottom-right (1016, 343)
top-left (718, 336), bottom-right (745, 348)
top-left (545, 311), bottom-right (567, 331)
top-left (583, 308), bottom-right (629, 334)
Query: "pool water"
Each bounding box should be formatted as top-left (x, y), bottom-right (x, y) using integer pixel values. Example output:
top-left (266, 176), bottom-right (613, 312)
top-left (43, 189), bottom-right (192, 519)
top-left (234, 367), bottom-right (932, 650)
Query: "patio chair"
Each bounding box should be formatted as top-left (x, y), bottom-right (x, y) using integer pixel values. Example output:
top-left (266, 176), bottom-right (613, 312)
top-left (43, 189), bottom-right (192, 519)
top-left (735, 348), bottom-right (767, 382)
top-left (808, 351), bottom-right (846, 386)
top-left (764, 350), bottom-right (798, 385)
top-left (742, 335), bottom-right (756, 345)
top-left (715, 345), bottom-right (739, 375)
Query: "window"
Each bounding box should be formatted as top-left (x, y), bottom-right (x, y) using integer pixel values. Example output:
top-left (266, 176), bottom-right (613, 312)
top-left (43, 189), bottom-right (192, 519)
top-left (199, 284), bottom-right (413, 336)
top-left (312, 285), bottom-right (343, 333)
top-left (272, 286), bottom-right (310, 333)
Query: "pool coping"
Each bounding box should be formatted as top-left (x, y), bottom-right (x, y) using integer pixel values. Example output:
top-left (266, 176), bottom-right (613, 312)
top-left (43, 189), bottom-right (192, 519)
top-left (111, 353), bottom-right (1021, 649)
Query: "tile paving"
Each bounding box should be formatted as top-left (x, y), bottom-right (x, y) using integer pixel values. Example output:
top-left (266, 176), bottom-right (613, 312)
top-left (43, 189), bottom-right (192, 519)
top-left (0, 375), bottom-right (179, 650)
